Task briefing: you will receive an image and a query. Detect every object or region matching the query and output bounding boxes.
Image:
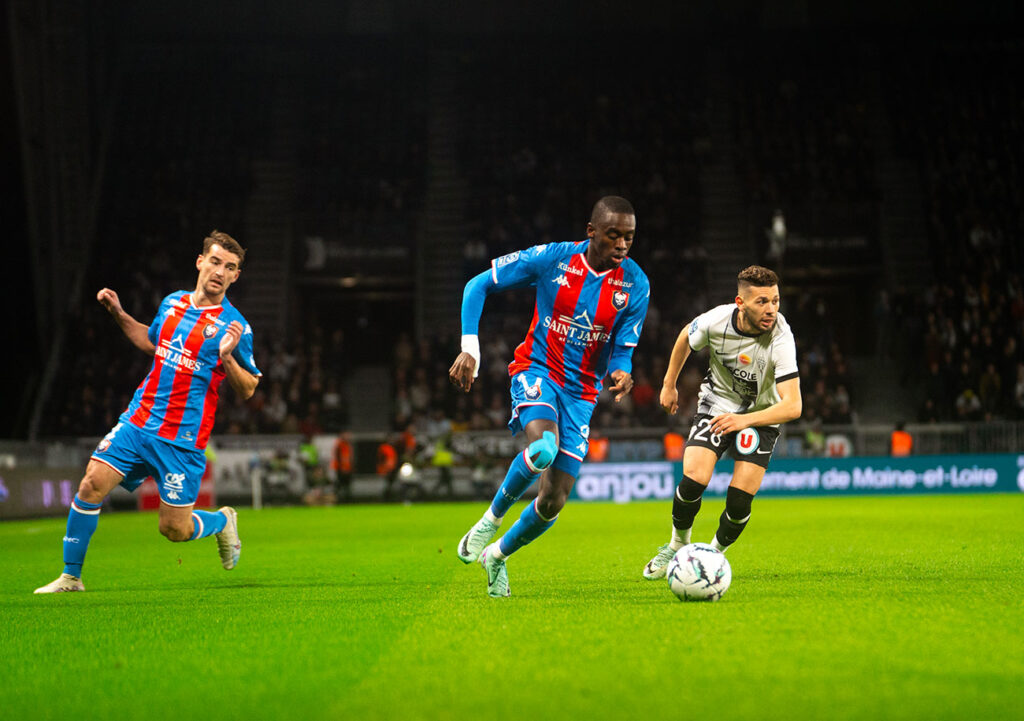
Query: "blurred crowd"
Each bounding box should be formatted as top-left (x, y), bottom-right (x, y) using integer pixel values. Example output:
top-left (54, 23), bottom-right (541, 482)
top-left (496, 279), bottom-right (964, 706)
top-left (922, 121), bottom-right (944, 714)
top-left (885, 41), bottom-right (1024, 421)
top-left (39, 36), bottom-right (1024, 443)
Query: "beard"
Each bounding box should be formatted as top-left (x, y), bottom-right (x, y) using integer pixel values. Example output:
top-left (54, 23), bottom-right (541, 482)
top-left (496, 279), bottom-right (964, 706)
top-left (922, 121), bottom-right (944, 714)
top-left (744, 308), bottom-right (775, 334)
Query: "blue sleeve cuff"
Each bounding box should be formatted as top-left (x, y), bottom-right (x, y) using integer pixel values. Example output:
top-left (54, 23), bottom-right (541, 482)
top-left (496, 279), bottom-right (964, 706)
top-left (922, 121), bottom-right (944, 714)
top-left (608, 344), bottom-right (634, 375)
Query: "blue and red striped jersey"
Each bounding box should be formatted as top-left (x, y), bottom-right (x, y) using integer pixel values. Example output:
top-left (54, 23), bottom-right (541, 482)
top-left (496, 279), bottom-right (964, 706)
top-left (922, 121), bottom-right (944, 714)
top-left (121, 291), bottom-right (261, 450)
top-left (490, 241), bottom-right (649, 403)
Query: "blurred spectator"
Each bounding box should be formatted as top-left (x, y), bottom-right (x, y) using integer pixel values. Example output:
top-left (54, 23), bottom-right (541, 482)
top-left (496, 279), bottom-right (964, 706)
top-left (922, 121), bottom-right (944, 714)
top-left (889, 422), bottom-right (913, 457)
top-left (331, 430), bottom-right (354, 502)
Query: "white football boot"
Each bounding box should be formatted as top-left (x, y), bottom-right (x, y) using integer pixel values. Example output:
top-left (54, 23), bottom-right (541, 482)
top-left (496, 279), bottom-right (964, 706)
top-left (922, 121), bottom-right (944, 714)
top-left (34, 573), bottom-right (85, 594)
top-left (478, 543), bottom-right (510, 598)
top-left (643, 543), bottom-right (677, 580)
top-left (456, 516), bottom-right (499, 564)
top-left (215, 506), bottom-right (241, 570)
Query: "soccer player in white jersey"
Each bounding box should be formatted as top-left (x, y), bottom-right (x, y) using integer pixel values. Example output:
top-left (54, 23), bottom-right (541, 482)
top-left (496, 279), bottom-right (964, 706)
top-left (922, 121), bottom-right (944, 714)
top-left (642, 266), bottom-right (802, 578)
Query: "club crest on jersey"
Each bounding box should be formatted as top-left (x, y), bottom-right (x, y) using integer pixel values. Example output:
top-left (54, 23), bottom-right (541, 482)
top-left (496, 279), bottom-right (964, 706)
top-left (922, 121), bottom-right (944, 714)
top-left (738, 353), bottom-right (752, 365)
top-left (203, 323), bottom-right (218, 339)
top-left (612, 291), bottom-right (629, 311)
top-left (519, 375), bottom-right (543, 400)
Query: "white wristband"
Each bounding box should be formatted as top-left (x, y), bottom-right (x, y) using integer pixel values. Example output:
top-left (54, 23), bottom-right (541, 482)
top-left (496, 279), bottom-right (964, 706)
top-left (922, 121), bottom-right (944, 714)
top-left (461, 334), bottom-right (480, 378)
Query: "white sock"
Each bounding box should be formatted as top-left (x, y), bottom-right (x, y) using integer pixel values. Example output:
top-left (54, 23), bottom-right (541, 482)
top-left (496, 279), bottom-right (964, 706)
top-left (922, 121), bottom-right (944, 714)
top-left (669, 525), bottom-right (691, 551)
top-left (489, 543), bottom-right (508, 561)
top-left (710, 536), bottom-right (727, 552)
top-left (484, 509), bottom-right (502, 525)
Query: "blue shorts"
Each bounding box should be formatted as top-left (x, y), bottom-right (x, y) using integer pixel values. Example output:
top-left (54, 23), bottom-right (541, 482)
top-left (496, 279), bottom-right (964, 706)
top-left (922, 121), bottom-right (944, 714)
top-left (91, 421), bottom-right (206, 507)
top-left (508, 370), bottom-right (596, 478)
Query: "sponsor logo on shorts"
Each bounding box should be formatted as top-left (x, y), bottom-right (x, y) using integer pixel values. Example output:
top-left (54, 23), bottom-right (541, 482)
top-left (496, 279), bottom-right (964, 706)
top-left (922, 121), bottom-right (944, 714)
top-left (580, 424), bottom-right (590, 439)
top-left (736, 428), bottom-right (760, 455)
top-left (164, 472), bottom-right (186, 501)
top-left (519, 375), bottom-right (543, 401)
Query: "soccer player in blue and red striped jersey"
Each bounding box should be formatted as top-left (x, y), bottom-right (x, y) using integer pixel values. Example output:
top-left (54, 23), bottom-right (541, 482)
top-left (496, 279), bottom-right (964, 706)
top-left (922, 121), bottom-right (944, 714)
top-left (35, 231), bottom-right (261, 593)
top-left (451, 197), bottom-right (650, 597)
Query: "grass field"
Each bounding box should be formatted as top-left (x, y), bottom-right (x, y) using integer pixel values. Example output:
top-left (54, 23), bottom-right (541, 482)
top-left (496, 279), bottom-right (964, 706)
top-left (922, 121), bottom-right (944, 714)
top-left (2, 495), bottom-right (1022, 721)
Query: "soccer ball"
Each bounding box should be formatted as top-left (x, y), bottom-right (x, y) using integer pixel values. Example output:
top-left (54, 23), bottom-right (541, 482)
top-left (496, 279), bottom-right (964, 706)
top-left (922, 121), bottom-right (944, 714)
top-left (666, 543), bottom-right (732, 602)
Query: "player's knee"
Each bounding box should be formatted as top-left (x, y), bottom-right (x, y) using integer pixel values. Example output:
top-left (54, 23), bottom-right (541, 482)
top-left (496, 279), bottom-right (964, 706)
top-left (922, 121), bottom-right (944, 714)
top-left (159, 518), bottom-right (191, 542)
top-left (677, 475), bottom-right (707, 502)
top-left (536, 489), bottom-right (567, 519)
top-left (77, 475), bottom-right (104, 504)
top-left (725, 487), bottom-right (755, 522)
top-left (526, 431), bottom-right (558, 472)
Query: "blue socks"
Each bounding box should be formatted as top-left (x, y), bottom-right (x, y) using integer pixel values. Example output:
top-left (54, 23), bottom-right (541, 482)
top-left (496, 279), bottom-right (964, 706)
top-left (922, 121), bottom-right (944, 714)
top-left (189, 510), bottom-right (228, 540)
top-left (59, 497), bottom-right (228, 578)
top-left (489, 431), bottom-right (558, 518)
top-left (498, 499), bottom-right (557, 556)
top-left (63, 495), bottom-right (102, 577)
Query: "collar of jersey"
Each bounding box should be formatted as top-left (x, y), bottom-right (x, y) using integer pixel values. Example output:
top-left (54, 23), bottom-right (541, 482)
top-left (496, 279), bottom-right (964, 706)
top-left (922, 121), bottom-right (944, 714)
top-left (578, 251), bottom-right (615, 278)
top-left (185, 293), bottom-right (223, 311)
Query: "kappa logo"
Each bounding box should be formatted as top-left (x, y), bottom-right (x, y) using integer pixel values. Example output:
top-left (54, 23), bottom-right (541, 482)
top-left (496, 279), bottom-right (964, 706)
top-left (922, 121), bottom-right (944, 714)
top-left (519, 375), bottom-right (543, 400)
top-left (612, 291), bottom-right (629, 311)
top-left (553, 274), bottom-right (571, 287)
top-left (577, 440), bottom-right (588, 454)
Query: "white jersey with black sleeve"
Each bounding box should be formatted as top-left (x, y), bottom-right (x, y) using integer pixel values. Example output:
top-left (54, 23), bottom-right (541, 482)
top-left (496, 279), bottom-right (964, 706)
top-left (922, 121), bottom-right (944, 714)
top-left (687, 304), bottom-right (799, 424)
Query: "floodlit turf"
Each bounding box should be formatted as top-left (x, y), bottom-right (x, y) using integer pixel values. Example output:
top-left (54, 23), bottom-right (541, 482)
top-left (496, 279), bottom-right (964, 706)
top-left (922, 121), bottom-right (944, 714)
top-left (2, 494), bottom-right (1022, 721)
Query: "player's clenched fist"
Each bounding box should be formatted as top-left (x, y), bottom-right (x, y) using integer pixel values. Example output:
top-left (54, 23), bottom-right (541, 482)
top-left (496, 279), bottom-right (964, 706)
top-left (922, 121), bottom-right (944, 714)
top-left (660, 385), bottom-right (679, 415)
top-left (448, 352), bottom-right (477, 393)
top-left (97, 288), bottom-right (123, 315)
top-left (219, 320), bottom-right (244, 358)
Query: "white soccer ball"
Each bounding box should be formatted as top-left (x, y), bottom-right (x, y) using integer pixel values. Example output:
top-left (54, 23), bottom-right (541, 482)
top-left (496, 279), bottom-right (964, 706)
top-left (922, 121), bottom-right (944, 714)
top-left (666, 543), bottom-right (732, 602)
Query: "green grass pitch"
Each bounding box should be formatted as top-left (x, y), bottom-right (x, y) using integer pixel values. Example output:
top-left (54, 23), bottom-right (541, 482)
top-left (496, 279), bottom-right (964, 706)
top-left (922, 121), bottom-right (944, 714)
top-left (2, 494), bottom-right (1022, 721)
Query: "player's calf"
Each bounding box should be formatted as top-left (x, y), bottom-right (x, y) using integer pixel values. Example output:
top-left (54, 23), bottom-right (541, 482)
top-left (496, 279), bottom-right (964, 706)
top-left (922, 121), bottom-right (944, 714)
top-left (711, 487), bottom-right (754, 552)
top-left (159, 517), bottom-right (193, 542)
top-left (671, 475), bottom-right (707, 546)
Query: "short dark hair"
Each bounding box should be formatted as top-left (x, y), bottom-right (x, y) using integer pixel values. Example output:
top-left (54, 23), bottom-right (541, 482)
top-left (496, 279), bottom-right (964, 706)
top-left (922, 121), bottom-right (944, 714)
top-left (737, 265), bottom-right (778, 291)
top-left (203, 230), bottom-right (246, 266)
top-left (591, 196), bottom-right (635, 224)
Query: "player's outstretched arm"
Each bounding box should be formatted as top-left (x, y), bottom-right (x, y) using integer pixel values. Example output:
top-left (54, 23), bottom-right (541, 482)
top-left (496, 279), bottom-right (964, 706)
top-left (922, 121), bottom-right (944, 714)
top-left (97, 288), bottom-right (155, 356)
top-left (710, 377), bottom-right (802, 434)
top-left (660, 329), bottom-right (693, 415)
top-left (219, 321), bottom-right (259, 400)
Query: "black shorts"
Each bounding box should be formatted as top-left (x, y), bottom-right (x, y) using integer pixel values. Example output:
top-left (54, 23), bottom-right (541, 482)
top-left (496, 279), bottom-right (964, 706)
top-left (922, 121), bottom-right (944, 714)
top-left (685, 413), bottom-right (780, 469)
